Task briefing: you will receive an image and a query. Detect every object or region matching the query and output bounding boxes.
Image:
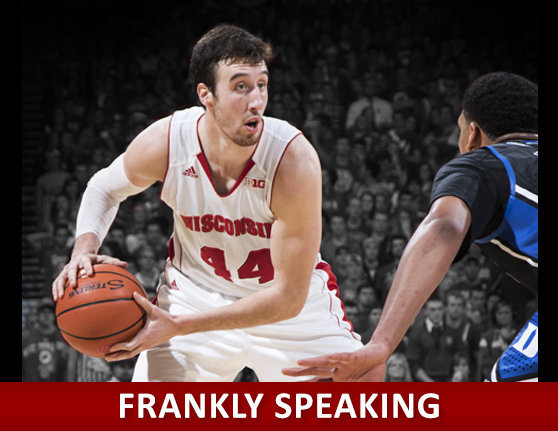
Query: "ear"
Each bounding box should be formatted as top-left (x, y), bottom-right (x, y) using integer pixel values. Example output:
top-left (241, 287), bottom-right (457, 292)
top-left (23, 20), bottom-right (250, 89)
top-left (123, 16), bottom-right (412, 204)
top-left (465, 121), bottom-right (484, 152)
top-left (197, 83), bottom-right (213, 109)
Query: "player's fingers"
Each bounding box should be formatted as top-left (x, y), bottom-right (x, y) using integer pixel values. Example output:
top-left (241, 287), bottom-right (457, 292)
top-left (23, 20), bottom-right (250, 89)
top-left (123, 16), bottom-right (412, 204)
top-left (107, 339), bottom-right (141, 357)
top-left (132, 292), bottom-right (153, 313)
top-left (66, 261), bottom-right (82, 289)
top-left (80, 259), bottom-right (95, 277)
top-left (296, 354), bottom-right (349, 367)
top-left (97, 255), bottom-right (128, 267)
top-left (105, 350), bottom-right (137, 362)
top-left (52, 273), bottom-right (67, 302)
top-left (281, 366), bottom-right (337, 378)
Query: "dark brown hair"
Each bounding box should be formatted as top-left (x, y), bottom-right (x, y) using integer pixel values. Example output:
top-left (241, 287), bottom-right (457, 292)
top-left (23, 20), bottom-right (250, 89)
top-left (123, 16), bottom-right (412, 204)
top-left (189, 24), bottom-right (273, 94)
top-left (462, 72), bottom-right (537, 140)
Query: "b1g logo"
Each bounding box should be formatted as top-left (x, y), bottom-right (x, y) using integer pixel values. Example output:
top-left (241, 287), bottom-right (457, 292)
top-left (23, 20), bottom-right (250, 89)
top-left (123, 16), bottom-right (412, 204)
top-left (244, 177), bottom-right (265, 189)
top-left (68, 279), bottom-right (126, 298)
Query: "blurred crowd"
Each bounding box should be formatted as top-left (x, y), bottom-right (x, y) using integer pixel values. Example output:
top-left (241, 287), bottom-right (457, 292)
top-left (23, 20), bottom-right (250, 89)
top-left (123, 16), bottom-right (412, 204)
top-left (22, 0), bottom-right (537, 381)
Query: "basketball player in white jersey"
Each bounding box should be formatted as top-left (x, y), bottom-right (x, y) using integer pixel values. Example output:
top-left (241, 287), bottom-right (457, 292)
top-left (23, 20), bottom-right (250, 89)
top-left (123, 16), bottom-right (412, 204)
top-left (52, 24), bottom-right (362, 381)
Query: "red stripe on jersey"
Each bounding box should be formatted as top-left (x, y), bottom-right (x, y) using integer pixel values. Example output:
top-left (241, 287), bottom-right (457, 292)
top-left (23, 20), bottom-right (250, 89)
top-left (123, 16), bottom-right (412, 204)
top-left (167, 237), bottom-right (175, 261)
top-left (315, 261), bottom-right (356, 334)
top-left (268, 131), bottom-right (303, 209)
top-left (160, 112), bottom-right (175, 200)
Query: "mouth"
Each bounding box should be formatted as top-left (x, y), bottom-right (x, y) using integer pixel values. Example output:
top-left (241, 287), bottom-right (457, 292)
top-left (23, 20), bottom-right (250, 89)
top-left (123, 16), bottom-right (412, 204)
top-left (243, 117), bottom-right (261, 133)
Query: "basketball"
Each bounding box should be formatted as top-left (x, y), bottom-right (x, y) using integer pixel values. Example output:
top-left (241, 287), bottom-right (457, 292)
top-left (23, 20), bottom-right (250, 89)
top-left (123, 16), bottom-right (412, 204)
top-left (55, 263), bottom-right (148, 357)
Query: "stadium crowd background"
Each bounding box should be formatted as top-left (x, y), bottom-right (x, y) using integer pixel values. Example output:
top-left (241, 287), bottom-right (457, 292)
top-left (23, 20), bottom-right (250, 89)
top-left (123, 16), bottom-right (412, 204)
top-left (22, 0), bottom-right (537, 381)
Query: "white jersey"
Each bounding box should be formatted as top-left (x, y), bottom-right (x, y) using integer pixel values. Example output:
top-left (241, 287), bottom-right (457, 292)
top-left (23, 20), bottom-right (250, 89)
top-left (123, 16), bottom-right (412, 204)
top-left (161, 106), bottom-right (305, 298)
top-left (133, 106), bottom-right (362, 381)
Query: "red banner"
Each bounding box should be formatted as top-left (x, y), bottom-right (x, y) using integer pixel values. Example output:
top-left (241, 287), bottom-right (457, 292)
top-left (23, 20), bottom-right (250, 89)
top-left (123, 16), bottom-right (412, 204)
top-left (1, 382), bottom-right (556, 430)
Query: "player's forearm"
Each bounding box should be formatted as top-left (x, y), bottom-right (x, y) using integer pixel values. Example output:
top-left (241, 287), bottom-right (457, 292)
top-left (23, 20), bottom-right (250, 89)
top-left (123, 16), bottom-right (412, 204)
top-left (369, 212), bottom-right (468, 355)
top-left (71, 232), bottom-right (102, 257)
top-left (172, 282), bottom-right (307, 335)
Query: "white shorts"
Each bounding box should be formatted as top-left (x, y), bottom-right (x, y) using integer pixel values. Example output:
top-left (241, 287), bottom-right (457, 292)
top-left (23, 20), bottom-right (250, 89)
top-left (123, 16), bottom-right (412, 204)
top-left (132, 262), bottom-right (362, 382)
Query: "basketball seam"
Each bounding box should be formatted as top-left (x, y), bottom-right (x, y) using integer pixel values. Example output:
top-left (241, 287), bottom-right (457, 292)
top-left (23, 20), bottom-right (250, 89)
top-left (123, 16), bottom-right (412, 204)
top-left (56, 297), bottom-right (139, 318)
top-left (58, 312), bottom-right (146, 340)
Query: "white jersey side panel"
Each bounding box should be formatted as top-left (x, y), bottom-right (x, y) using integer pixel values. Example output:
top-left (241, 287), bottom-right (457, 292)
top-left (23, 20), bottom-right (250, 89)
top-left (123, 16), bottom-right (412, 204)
top-left (161, 106), bottom-right (304, 298)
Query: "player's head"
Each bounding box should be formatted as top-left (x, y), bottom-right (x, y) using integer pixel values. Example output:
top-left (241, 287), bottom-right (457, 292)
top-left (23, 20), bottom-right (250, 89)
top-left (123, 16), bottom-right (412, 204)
top-left (190, 24), bottom-right (273, 95)
top-left (190, 24), bottom-right (274, 146)
top-left (458, 72), bottom-right (537, 153)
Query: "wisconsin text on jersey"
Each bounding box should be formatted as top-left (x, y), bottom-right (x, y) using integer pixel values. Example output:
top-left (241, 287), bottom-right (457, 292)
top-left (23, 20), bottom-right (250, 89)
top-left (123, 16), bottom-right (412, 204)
top-left (180, 214), bottom-right (273, 238)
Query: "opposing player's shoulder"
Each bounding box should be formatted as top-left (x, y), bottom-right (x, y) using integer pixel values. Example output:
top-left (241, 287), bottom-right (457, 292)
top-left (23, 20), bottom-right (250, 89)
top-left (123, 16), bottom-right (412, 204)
top-left (436, 147), bottom-right (503, 181)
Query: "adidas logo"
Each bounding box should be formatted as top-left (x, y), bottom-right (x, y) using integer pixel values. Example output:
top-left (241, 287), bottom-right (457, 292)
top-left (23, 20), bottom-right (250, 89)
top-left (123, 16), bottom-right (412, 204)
top-left (182, 166), bottom-right (198, 178)
top-left (169, 280), bottom-right (179, 290)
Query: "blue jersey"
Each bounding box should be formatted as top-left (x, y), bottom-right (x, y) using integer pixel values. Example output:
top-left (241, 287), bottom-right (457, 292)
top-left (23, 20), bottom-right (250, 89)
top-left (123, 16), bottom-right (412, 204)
top-left (431, 140), bottom-right (538, 294)
top-left (475, 142), bottom-right (538, 291)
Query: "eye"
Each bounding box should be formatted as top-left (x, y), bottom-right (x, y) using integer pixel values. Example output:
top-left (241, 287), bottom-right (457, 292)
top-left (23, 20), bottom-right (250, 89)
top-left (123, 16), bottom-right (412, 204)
top-left (235, 82), bottom-right (247, 91)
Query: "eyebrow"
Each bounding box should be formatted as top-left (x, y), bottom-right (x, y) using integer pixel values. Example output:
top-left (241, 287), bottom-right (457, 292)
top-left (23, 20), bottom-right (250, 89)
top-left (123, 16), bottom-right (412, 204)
top-left (229, 70), bottom-right (269, 82)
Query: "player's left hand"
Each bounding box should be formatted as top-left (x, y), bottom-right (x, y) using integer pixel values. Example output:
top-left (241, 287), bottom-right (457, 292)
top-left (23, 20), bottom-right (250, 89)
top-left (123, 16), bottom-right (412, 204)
top-left (105, 292), bottom-right (177, 362)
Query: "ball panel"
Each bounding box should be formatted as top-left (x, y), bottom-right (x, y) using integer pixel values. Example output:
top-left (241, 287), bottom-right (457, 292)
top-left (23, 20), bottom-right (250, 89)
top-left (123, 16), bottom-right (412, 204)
top-left (55, 263), bottom-right (149, 357)
top-left (59, 316), bottom-right (146, 357)
top-left (56, 264), bottom-right (146, 315)
top-left (57, 299), bottom-right (145, 339)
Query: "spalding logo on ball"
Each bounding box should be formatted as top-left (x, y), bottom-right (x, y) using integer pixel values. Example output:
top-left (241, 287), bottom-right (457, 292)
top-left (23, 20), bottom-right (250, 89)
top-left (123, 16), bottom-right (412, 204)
top-left (55, 263), bottom-right (148, 357)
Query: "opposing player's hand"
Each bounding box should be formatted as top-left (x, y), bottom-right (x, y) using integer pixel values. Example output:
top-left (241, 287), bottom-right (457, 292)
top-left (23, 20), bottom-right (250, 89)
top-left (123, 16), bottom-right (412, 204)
top-left (105, 292), bottom-right (177, 362)
top-left (281, 343), bottom-right (390, 382)
top-left (52, 253), bottom-right (128, 302)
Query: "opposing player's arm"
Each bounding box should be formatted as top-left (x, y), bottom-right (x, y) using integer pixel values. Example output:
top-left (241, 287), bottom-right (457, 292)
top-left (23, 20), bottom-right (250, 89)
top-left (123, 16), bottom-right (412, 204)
top-left (283, 195), bottom-right (471, 381)
top-left (370, 195), bottom-right (471, 355)
top-left (52, 117), bottom-right (170, 301)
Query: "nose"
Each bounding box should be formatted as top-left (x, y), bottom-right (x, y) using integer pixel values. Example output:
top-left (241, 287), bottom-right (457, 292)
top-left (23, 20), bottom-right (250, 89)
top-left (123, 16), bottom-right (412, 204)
top-left (248, 87), bottom-right (265, 113)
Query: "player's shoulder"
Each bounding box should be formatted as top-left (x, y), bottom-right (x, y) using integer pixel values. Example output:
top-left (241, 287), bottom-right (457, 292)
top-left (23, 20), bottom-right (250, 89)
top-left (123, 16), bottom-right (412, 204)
top-left (271, 133), bottom-right (321, 204)
top-left (170, 105), bottom-right (205, 125)
top-left (437, 147), bottom-right (504, 179)
top-left (262, 115), bottom-right (302, 140)
top-left (280, 133), bottom-right (320, 172)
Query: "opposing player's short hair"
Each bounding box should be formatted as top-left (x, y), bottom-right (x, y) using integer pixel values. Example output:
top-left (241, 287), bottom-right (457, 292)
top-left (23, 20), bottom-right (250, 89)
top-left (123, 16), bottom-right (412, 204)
top-left (461, 72), bottom-right (538, 140)
top-left (189, 24), bottom-right (273, 94)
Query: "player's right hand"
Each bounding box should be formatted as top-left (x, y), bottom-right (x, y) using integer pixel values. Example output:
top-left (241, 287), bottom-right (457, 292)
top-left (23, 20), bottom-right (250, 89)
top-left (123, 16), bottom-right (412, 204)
top-left (282, 342), bottom-right (390, 382)
top-left (52, 253), bottom-right (128, 302)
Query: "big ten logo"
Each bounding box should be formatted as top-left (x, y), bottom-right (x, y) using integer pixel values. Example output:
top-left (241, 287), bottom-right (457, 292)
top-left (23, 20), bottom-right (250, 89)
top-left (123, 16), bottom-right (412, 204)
top-left (244, 177), bottom-right (265, 189)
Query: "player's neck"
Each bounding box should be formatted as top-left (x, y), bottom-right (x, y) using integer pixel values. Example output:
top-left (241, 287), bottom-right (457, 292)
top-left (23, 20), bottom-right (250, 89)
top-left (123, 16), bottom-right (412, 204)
top-left (198, 113), bottom-right (255, 178)
top-left (493, 132), bottom-right (538, 144)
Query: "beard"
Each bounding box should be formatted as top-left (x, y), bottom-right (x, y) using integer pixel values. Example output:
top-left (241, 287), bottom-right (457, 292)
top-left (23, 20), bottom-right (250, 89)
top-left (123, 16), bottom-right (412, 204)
top-left (212, 101), bottom-right (263, 147)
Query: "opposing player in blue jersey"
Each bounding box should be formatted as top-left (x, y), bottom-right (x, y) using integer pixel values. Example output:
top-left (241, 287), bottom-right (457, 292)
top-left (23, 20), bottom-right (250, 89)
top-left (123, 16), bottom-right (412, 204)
top-left (283, 72), bottom-right (538, 382)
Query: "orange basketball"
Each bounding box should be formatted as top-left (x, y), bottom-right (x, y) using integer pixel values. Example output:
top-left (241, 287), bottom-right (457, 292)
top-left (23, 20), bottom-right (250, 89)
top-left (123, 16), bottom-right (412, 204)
top-left (55, 263), bottom-right (148, 357)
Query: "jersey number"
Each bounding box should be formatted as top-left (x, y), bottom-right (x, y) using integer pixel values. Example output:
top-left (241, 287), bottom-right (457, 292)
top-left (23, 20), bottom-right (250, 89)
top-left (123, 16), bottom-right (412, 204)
top-left (200, 246), bottom-right (274, 284)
